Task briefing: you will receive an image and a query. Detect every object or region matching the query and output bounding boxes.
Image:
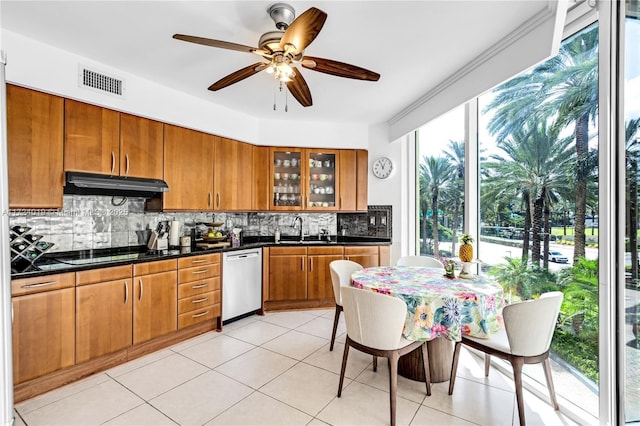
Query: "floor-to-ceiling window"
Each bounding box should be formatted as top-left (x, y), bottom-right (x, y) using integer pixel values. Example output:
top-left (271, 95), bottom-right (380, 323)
top-left (624, 1), bottom-right (640, 422)
top-left (478, 22), bottom-right (600, 418)
top-left (415, 106), bottom-right (465, 259)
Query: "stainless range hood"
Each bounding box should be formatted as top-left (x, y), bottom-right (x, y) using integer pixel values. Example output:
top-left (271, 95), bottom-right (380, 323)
top-left (64, 172), bottom-right (169, 198)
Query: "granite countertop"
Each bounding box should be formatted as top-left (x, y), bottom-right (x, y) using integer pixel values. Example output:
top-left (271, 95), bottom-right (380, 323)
top-left (11, 235), bottom-right (391, 279)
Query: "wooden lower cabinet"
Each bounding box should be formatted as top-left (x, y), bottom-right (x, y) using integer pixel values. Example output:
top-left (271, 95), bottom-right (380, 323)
top-left (344, 246), bottom-right (379, 268)
top-left (177, 254), bottom-right (222, 330)
top-left (75, 265), bottom-right (133, 363)
top-left (269, 247), bottom-right (307, 301)
top-left (307, 246), bottom-right (344, 300)
top-left (266, 245), bottom-right (388, 310)
top-left (11, 273), bottom-right (76, 384)
top-left (133, 260), bottom-right (177, 345)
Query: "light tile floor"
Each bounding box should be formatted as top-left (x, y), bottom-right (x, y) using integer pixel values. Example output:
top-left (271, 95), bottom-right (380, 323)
top-left (14, 309), bottom-right (590, 426)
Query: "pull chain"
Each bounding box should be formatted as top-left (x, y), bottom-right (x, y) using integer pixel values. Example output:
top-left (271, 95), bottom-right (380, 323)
top-left (273, 80), bottom-right (277, 111)
top-left (285, 84), bottom-right (288, 112)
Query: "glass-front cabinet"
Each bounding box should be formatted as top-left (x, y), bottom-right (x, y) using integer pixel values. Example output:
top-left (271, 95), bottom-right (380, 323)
top-left (269, 148), bottom-right (339, 211)
top-left (270, 148), bottom-right (303, 210)
top-left (306, 149), bottom-right (338, 211)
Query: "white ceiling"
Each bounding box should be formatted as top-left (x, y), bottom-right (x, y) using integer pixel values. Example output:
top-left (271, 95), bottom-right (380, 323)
top-left (1, 1), bottom-right (550, 126)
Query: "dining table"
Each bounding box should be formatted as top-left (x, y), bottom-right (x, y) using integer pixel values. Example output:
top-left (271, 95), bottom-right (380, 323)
top-left (350, 265), bottom-right (505, 382)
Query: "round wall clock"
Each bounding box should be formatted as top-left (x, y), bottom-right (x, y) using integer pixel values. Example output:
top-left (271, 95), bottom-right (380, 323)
top-left (372, 156), bottom-right (394, 179)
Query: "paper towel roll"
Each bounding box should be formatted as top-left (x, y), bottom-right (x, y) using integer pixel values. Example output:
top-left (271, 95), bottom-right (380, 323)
top-left (169, 220), bottom-right (180, 247)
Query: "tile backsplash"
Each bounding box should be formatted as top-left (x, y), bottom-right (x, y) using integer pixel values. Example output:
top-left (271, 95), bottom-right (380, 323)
top-left (8, 195), bottom-right (338, 253)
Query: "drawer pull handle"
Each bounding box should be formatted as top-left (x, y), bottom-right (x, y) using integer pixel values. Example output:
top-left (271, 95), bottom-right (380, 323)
top-left (191, 259), bottom-right (208, 264)
top-left (139, 278), bottom-right (144, 301)
top-left (192, 297), bottom-right (209, 304)
top-left (111, 152), bottom-right (116, 174)
top-left (192, 311), bottom-right (209, 318)
top-left (124, 282), bottom-right (129, 303)
top-left (22, 281), bottom-right (57, 289)
top-left (192, 283), bottom-right (209, 289)
top-left (125, 154), bottom-right (130, 176)
top-left (192, 269), bottom-right (209, 275)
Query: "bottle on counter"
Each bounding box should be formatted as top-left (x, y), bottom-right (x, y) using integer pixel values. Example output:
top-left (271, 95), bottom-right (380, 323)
top-left (274, 225), bottom-right (281, 244)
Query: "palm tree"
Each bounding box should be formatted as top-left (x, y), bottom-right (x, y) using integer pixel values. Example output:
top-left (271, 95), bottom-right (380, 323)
top-left (444, 140), bottom-right (465, 255)
top-left (485, 25), bottom-right (598, 263)
top-left (418, 163), bottom-right (431, 255)
top-left (626, 118), bottom-right (640, 282)
top-left (420, 156), bottom-right (455, 256)
top-left (483, 122), bottom-right (573, 265)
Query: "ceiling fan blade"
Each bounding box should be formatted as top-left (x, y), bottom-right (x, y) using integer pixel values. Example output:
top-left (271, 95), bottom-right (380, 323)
top-left (301, 56), bottom-right (380, 81)
top-left (173, 34), bottom-right (260, 54)
top-left (208, 63), bottom-right (268, 91)
top-left (279, 7), bottom-right (327, 56)
top-left (286, 67), bottom-right (312, 107)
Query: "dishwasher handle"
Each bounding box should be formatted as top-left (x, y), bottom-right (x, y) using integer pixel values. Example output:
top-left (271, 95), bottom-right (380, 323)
top-left (226, 251), bottom-right (260, 261)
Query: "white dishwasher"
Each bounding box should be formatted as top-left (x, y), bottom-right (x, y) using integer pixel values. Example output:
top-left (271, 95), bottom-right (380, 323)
top-left (222, 248), bottom-right (262, 322)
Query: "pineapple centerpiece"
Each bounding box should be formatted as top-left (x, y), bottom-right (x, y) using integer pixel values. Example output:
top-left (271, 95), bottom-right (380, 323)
top-left (459, 233), bottom-right (474, 263)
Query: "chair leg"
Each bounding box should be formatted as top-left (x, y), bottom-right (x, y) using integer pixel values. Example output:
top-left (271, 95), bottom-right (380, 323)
top-left (448, 341), bottom-right (462, 395)
top-left (373, 355), bottom-right (377, 372)
top-left (420, 342), bottom-right (432, 396)
top-left (542, 358), bottom-right (559, 410)
top-left (337, 338), bottom-right (350, 397)
top-left (511, 357), bottom-right (526, 426)
top-left (330, 305), bottom-right (341, 351)
top-left (388, 352), bottom-right (399, 426)
top-left (484, 354), bottom-right (491, 377)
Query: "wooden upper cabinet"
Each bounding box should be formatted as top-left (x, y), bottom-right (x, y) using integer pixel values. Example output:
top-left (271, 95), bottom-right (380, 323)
top-left (252, 145), bottom-right (270, 211)
top-left (163, 124), bottom-right (215, 211)
top-left (119, 113), bottom-right (163, 179)
top-left (64, 99), bottom-right (120, 175)
top-left (338, 150), bottom-right (357, 211)
top-left (356, 149), bottom-right (369, 211)
top-left (214, 138), bottom-right (253, 210)
top-left (339, 149), bottom-right (368, 212)
top-left (7, 85), bottom-right (64, 209)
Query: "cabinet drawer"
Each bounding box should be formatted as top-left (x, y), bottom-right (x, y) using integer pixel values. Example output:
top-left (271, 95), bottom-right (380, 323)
top-left (307, 246), bottom-right (344, 255)
top-left (344, 246), bottom-right (379, 255)
top-left (12, 273), bottom-right (75, 296)
top-left (270, 246), bottom-right (306, 256)
top-left (178, 253), bottom-right (220, 269)
top-left (133, 259), bottom-right (176, 276)
top-left (178, 290), bottom-right (219, 315)
top-left (178, 304), bottom-right (221, 329)
top-left (178, 264), bottom-right (220, 284)
top-left (76, 265), bottom-right (132, 286)
top-left (178, 277), bottom-right (221, 299)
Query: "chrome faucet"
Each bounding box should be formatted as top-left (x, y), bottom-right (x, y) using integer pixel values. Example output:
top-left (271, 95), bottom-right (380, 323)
top-left (292, 216), bottom-right (304, 242)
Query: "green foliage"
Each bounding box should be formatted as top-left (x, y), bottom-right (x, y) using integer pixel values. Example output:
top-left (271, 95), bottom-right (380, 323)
top-left (551, 330), bottom-right (599, 383)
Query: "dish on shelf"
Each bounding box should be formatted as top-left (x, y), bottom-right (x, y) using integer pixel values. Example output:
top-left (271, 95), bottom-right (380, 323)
top-left (203, 222), bottom-right (224, 228)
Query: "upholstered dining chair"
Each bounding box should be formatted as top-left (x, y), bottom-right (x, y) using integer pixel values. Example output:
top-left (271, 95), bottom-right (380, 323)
top-left (328, 260), bottom-right (363, 351)
top-left (448, 291), bottom-right (564, 426)
top-left (396, 255), bottom-right (444, 268)
top-left (338, 286), bottom-right (431, 426)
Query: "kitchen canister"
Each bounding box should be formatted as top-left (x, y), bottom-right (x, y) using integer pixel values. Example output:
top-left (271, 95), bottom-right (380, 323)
top-left (169, 220), bottom-right (181, 247)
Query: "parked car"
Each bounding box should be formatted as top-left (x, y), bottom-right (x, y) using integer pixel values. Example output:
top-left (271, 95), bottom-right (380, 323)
top-left (549, 251), bottom-right (569, 263)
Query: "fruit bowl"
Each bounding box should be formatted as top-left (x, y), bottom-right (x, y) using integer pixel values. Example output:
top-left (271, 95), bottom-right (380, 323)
top-left (202, 235), bottom-right (226, 242)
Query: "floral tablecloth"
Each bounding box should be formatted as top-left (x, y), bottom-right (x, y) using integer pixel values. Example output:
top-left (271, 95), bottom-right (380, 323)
top-left (351, 266), bottom-right (505, 342)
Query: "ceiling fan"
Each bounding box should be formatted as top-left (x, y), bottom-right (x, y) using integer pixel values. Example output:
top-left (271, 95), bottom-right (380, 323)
top-left (173, 3), bottom-right (380, 109)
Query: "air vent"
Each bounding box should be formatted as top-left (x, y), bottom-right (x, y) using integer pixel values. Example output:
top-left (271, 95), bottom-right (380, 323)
top-left (78, 66), bottom-right (125, 97)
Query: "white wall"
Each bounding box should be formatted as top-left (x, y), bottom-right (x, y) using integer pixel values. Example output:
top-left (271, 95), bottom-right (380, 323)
top-left (257, 119), bottom-right (368, 148)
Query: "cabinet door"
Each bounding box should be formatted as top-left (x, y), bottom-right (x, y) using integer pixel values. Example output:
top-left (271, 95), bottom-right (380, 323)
top-left (307, 255), bottom-right (343, 299)
top-left (307, 149), bottom-right (339, 211)
top-left (214, 138), bottom-right (253, 210)
top-left (119, 113), bottom-right (164, 179)
top-left (7, 85), bottom-right (64, 209)
top-left (163, 125), bottom-right (215, 211)
top-left (338, 150), bottom-right (357, 211)
top-left (345, 246), bottom-right (379, 268)
top-left (356, 150), bottom-right (369, 211)
top-left (12, 288), bottom-right (75, 384)
top-left (76, 279), bottom-right (132, 363)
top-left (268, 255), bottom-right (307, 300)
top-left (64, 99), bottom-right (120, 175)
top-left (270, 147), bottom-right (304, 210)
top-left (253, 145), bottom-right (270, 211)
top-left (133, 270), bottom-right (177, 344)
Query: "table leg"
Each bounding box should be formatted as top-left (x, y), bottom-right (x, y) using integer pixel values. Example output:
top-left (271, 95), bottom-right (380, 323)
top-left (398, 337), bottom-right (453, 383)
